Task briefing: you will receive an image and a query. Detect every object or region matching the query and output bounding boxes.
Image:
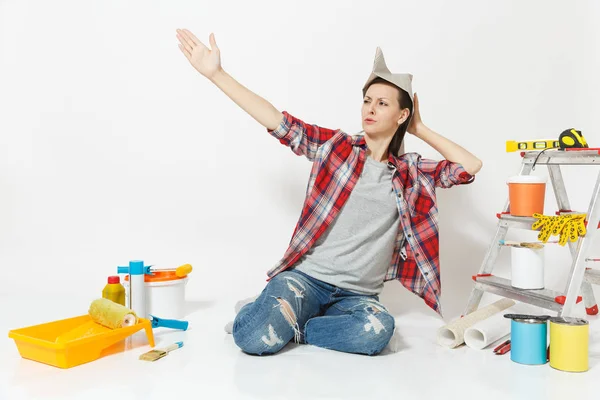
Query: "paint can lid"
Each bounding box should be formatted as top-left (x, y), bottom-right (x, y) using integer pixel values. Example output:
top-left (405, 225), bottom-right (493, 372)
top-left (504, 313), bottom-right (550, 324)
top-left (549, 317), bottom-right (589, 326)
top-left (125, 271), bottom-right (187, 283)
top-left (513, 318), bottom-right (547, 324)
top-left (507, 175), bottom-right (547, 184)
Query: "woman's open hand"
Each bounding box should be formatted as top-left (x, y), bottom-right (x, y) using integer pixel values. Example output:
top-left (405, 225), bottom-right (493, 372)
top-left (176, 29), bottom-right (222, 79)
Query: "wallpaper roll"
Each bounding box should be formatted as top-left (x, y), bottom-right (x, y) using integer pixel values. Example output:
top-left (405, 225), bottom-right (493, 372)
top-left (464, 303), bottom-right (530, 350)
top-left (437, 298), bottom-right (515, 349)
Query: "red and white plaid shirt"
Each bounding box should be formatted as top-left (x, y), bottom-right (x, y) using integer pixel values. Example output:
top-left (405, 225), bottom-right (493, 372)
top-left (265, 111), bottom-right (475, 315)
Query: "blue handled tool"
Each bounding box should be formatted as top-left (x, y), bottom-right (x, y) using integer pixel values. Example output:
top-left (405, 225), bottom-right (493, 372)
top-left (149, 315), bottom-right (189, 331)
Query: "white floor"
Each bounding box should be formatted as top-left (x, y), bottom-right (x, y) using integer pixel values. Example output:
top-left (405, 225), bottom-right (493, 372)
top-left (2, 292), bottom-right (600, 400)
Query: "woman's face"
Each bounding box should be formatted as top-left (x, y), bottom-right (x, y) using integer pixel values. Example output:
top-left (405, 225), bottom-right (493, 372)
top-left (361, 83), bottom-right (408, 137)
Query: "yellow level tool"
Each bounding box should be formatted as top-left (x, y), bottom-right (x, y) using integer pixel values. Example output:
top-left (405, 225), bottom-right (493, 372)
top-left (506, 129), bottom-right (588, 152)
top-left (506, 139), bottom-right (560, 152)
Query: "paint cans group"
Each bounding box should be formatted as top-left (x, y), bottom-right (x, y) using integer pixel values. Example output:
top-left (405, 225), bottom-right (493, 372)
top-left (504, 313), bottom-right (590, 372)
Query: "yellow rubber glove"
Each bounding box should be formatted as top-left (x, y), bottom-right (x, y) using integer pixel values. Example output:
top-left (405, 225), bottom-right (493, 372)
top-left (577, 217), bottom-right (587, 236)
top-left (559, 221), bottom-right (571, 246)
top-left (532, 213), bottom-right (550, 242)
top-left (532, 213), bottom-right (548, 229)
top-left (532, 213), bottom-right (587, 245)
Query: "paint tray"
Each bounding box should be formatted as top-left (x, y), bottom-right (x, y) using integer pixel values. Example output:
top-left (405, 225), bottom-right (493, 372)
top-left (8, 314), bottom-right (155, 369)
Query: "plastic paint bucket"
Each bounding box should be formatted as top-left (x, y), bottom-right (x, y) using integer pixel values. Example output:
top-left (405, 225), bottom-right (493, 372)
top-left (508, 316), bottom-right (548, 365)
top-left (507, 176), bottom-right (547, 216)
top-left (125, 271), bottom-right (188, 320)
top-left (549, 317), bottom-right (589, 372)
top-left (511, 246), bottom-right (545, 289)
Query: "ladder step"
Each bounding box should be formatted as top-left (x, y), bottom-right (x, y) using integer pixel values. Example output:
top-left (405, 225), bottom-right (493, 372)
top-left (496, 213), bottom-right (536, 230)
top-left (472, 275), bottom-right (563, 312)
top-left (585, 269), bottom-right (600, 285)
top-left (496, 212), bottom-right (600, 229)
top-left (521, 150), bottom-right (600, 165)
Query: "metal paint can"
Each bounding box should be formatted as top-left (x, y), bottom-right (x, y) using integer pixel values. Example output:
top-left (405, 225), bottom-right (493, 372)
top-left (510, 246), bottom-right (545, 289)
top-left (549, 317), bottom-right (589, 372)
top-left (506, 315), bottom-right (548, 365)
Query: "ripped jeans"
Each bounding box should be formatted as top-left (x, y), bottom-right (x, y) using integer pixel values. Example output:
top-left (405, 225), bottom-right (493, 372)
top-left (232, 269), bottom-right (395, 356)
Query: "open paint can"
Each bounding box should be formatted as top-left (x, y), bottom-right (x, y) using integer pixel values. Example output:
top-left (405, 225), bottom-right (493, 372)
top-left (549, 317), bottom-right (589, 372)
top-left (504, 314), bottom-right (549, 365)
top-left (511, 246), bottom-right (545, 289)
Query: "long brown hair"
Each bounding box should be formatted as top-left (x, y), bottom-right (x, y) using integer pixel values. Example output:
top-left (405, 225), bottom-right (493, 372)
top-left (364, 77), bottom-right (413, 156)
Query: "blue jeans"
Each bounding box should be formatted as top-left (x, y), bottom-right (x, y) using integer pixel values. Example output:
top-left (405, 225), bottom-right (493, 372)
top-left (232, 270), bottom-right (395, 356)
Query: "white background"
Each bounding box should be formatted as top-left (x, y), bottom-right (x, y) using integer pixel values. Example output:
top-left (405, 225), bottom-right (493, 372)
top-left (1, 0), bottom-right (599, 321)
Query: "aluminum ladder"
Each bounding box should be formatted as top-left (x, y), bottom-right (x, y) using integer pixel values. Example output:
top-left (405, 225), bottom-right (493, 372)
top-left (464, 149), bottom-right (600, 317)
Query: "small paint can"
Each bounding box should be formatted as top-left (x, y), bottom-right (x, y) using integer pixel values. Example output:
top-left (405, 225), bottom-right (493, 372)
top-left (505, 314), bottom-right (548, 365)
top-left (549, 317), bottom-right (589, 372)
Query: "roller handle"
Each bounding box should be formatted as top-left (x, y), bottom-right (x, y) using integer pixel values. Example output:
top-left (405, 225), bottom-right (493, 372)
top-left (150, 315), bottom-right (189, 331)
top-left (117, 266), bottom-right (153, 275)
top-left (150, 264), bottom-right (193, 277)
top-left (175, 264), bottom-right (193, 277)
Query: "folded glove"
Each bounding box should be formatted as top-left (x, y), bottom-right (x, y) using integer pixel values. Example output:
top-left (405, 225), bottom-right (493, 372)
top-left (532, 213), bottom-right (587, 245)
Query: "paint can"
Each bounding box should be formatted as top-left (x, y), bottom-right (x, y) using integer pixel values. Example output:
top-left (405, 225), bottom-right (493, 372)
top-left (549, 317), bottom-right (589, 372)
top-left (511, 246), bottom-right (545, 289)
top-left (507, 175), bottom-right (547, 216)
top-left (125, 271), bottom-right (188, 320)
top-left (504, 314), bottom-right (549, 365)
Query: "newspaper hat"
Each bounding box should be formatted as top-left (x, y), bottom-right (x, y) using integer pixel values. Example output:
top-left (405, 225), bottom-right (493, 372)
top-left (362, 47), bottom-right (413, 103)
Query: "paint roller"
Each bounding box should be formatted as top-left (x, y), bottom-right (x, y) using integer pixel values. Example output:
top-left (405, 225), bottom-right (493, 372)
top-left (88, 298), bottom-right (137, 329)
top-left (54, 298), bottom-right (138, 343)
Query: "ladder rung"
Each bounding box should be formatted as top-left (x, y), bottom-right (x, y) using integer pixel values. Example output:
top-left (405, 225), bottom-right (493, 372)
top-left (496, 212), bottom-right (600, 229)
top-left (521, 150), bottom-right (600, 165)
top-left (473, 275), bottom-right (563, 312)
top-left (585, 269), bottom-right (600, 285)
top-left (496, 213), bottom-right (536, 230)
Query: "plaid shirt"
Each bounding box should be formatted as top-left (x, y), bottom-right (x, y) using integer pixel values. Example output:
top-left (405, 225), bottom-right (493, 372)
top-left (265, 111), bottom-right (475, 315)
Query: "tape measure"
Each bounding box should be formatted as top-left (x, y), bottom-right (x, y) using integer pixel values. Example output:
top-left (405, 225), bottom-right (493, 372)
top-left (559, 128), bottom-right (588, 149)
top-left (506, 129), bottom-right (588, 152)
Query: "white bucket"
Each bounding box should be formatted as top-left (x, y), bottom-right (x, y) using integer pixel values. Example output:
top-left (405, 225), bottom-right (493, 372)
top-left (124, 276), bottom-right (188, 320)
top-left (511, 246), bottom-right (545, 289)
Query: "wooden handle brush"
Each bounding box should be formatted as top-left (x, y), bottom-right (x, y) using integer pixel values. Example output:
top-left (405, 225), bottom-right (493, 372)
top-left (499, 240), bottom-right (549, 249)
top-left (139, 341), bottom-right (184, 362)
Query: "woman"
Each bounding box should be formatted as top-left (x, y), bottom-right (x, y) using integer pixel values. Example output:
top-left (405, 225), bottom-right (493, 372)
top-left (176, 29), bottom-right (482, 356)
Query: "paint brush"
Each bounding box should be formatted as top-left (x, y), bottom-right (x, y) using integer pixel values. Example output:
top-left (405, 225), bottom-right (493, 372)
top-left (139, 341), bottom-right (183, 362)
top-left (499, 240), bottom-right (546, 249)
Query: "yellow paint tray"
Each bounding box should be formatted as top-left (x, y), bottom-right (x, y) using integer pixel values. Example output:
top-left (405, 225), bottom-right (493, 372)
top-left (8, 314), bottom-right (155, 369)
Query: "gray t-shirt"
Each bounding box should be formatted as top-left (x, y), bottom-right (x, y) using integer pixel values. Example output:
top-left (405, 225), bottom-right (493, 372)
top-left (293, 155), bottom-right (401, 295)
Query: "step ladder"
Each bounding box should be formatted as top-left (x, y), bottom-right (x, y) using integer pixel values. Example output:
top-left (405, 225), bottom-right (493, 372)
top-left (464, 149), bottom-right (600, 318)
